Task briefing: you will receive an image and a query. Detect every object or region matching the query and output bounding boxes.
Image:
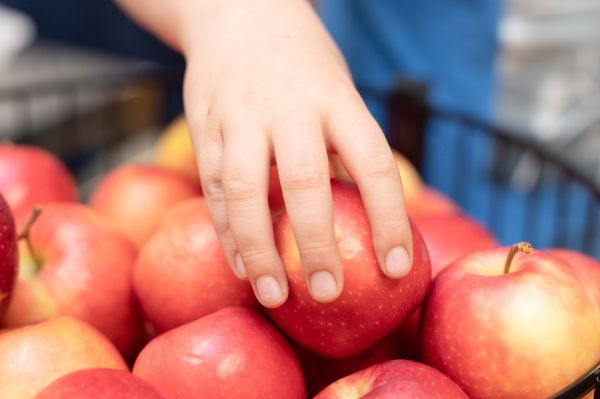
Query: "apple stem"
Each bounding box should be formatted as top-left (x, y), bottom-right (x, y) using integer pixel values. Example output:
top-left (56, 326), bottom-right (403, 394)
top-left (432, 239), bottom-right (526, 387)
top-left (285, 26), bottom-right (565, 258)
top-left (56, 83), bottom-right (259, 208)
top-left (18, 205), bottom-right (43, 270)
top-left (503, 242), bottom-right (532, 274)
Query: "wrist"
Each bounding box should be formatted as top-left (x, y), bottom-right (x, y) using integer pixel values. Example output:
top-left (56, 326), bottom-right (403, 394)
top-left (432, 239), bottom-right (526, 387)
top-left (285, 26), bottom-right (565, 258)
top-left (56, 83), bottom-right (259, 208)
top-left (177, 0), bottom-right (315, 57)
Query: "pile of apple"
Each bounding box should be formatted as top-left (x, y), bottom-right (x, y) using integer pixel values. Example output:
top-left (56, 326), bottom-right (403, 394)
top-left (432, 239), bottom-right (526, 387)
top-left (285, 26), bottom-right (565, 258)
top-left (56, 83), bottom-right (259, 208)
top-left (1, 117), bottom-right (600, 399)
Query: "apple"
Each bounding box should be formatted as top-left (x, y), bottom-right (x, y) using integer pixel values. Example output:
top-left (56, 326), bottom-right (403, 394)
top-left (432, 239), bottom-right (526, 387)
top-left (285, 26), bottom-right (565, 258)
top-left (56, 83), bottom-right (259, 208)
top-left (3, 203), bottom-right (144, 361)
top-left (134, 197), bottom-right (260, 334)
top-left (294, 328), bottom-right (404, 397)
top-left (0, 144), bottom-right (78, 230)
top-left (0, 316), bottom-right (128, 399)
top-left (89, 163), bottom-right (202, 247)
top-left (405, 186), bottom-right (460, 218)
top-left (268, 180), bottom-right (430, 358)
top-left (32, 368), bottom-right (167, 399)
top-left (413, 213), bottom-right (498, 277)
top-left (547, 248), bottom-right (600, 307)
top-left (0, 192), bottom-right (18, 320)
top-left (420, 244), bottom-right (600, 399)
top-left (155, 115), bottom-right (200, 184)
top-left (133, 307), bottom-right (306, 399)
top-left (314, 359), bottom-right (469, 399)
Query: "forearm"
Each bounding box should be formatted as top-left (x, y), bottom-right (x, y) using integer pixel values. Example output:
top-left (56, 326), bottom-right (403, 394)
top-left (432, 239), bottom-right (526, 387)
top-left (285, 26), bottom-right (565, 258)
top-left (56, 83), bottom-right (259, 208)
top-left (114, 0), bottom-right (314, 54)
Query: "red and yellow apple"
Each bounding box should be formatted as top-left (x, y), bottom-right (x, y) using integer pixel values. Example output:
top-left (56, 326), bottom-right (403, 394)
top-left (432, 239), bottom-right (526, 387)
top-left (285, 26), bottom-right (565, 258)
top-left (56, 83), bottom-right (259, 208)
top-left (89, 163), bottom-right (202, 247)
top-left (314, 360), bottom-right (469, 399)
top-left (268, 180), bottom-right (431, 358)
top-left (33, 368), bottom-right (167, 399)
top-left (420, 246), bottom-right (600, 398)
top-left (547, 248), bottom-right (600, 307)
top-left (155, 115), bottom-right (199, 184)
top-left (0, 192), bottom-right (18, 319)
top-left (133, 307), bottom-right (306, 399)
top-left (0, 316), bottom-right (128, 399)
top-left (0, 144), bottom-right (77, 230)
top-left (3, 203), bottom-right (144, 360)
top-left (134, 198), bottom-right (259, 334)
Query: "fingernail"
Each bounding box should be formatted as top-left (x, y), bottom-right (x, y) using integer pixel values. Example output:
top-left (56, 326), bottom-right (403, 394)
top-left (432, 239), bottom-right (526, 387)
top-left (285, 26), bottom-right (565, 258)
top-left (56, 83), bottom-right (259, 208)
top-left (310, 271), bottom-right (337, 301)
top-left (385, 246), bottom-right (411, 277)
top-left (234, 253), bottom-right (247, 277)
top-left (256, 275), bottom-right (283, 306)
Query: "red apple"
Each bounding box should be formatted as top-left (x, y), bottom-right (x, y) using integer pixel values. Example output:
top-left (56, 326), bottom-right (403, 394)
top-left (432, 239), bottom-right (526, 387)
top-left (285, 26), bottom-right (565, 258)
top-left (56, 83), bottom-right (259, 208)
top-left (405, 186), bottom-right (460, 218)
top-left (133, 307), bottom-right (306, 399)
top-left (3, 203), bottom-right (144, 360)
top-left (547, 248), bottom-right (600, 307)
top-left (314, 359), bottom-right (469, 399)
top-left (420, 245), bottom-right (600, 399)
top-left (0, 192), bottom-right (18, 319)
top-left (32, 368), bottom-right (167, 399)
top-left (0, 316), bottom-right (128, 399)
top-left (294, 329), bottom-right (404, 397)
top-left (413, 213), bottom-right (498, 278)
top-left (268, 180), bottom-right (430, 358)
top-left (134, 198), bottom-right (259, 334)
top-left (0, 144), bottom-right (78, 230)
top-left (89, 163), bottom-right (202, 247)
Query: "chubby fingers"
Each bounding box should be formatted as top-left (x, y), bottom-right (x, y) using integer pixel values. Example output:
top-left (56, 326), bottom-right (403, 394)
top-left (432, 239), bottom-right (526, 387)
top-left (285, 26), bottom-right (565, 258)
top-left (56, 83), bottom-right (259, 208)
top-left (274, 114), bottom-right (344, 303)
top-left (221, 120), bottom-right (289, 308)
top-left (328, 98), bottom-right (414, 278)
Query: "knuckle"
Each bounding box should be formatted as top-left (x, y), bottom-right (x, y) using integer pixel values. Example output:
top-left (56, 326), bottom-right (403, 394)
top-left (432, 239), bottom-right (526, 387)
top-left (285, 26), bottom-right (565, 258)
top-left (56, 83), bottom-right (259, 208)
top-left (361, 153), bottom-right (398, 180)
top-left (203, 181), bottom-right (225, 204)
top-left (239, 245), bottom-right (275, 266)
top-left (224, 172), bottom-right (261, 203)
top-left (376, 210), bottom-right (410, 233)
top-left (298, 236), bottom-right (334, 261)
top-left (285, 163), bottom-right (327, 192)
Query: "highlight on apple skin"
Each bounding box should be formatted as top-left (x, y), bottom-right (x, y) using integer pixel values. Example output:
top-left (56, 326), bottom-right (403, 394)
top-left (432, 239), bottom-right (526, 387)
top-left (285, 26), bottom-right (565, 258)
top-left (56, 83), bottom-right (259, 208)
top-left (267, 180), bottom-right (431, 358)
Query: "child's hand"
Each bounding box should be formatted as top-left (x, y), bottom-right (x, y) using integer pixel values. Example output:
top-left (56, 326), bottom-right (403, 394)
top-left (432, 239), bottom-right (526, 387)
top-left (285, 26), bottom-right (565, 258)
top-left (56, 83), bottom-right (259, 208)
top-left (118, 0), bottom-right (414, 308)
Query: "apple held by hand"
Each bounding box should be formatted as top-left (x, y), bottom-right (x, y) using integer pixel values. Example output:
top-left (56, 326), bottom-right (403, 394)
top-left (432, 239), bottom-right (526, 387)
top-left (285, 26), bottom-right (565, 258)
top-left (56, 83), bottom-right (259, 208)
top-left (268, 180), bottom-right (431, 358)
top-left (89, 163), bottom-right (202, 248)
top-left (133, 307), bottom-right (306, 399)
top-left (314, 360), bottom-right (469, 399)
top-left (134, 198), bottom-right (259, 334)
top-left (0, 316), bottom-right (128, 399)
top-left (547, 248), bottom-right (600, 307)
top-left (33, 369), bottom-right (167, 399)
top-left (0, 144), bottom-right (77, 230)
top-left (0, 192), bottom-right (18, 319)
top-left (421, 243), bottom-right (600, 399)
top-left (3, 203), bottom-right (144, 360)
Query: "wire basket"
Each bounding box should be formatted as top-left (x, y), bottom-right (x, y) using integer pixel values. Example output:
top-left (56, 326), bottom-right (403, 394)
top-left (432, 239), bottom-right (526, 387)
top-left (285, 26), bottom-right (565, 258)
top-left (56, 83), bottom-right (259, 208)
top-left (2, 63), bottom-right (600, 398)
